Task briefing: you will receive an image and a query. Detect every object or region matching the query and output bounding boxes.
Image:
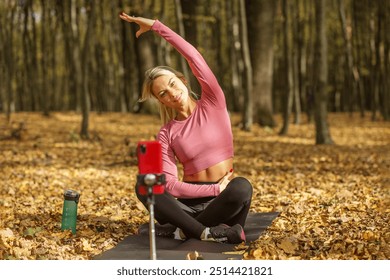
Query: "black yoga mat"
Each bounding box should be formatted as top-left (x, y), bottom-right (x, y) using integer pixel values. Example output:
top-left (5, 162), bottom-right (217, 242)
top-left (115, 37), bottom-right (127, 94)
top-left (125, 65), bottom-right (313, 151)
top-left (94, 212), bottom-right (279, 260)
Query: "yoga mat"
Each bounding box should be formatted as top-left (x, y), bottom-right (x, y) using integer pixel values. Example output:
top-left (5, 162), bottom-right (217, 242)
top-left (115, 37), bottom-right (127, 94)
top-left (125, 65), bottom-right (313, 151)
top-left (94, 212), bottom-right (279, 260)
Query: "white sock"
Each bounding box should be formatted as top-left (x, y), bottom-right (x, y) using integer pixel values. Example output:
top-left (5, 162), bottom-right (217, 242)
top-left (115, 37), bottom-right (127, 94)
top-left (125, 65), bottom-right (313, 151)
top-left (173, 228), bottom-right (186, 240)
top-left (201, 227), bottom-right (211, 240)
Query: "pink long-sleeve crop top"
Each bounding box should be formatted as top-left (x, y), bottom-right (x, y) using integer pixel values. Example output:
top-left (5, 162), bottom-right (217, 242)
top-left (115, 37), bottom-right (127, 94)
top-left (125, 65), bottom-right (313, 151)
top-left (152, 20), bottom-right (234, 199)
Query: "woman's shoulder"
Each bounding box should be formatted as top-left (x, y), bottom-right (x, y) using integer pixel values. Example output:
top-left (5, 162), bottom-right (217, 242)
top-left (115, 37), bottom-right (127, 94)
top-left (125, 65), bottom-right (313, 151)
top-left (157, 121), bottom-right (174, 138)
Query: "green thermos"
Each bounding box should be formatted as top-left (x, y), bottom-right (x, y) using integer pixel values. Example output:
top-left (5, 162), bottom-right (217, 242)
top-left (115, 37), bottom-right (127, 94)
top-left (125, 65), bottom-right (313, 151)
top-left (61, 190), bottom-right (80, 234)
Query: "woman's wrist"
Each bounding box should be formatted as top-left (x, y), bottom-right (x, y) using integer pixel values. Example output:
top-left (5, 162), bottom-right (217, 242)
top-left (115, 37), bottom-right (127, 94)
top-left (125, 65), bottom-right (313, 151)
top-left (149, 20), bottom-right (157, 32)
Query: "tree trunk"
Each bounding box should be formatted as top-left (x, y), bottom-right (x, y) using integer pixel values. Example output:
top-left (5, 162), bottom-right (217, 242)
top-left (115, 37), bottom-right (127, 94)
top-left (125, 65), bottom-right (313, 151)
top-left (49, 2), bottom-right (58, 112)
top-left (293, 0), bottom-right (302, 125)
top-left (384, 0), bottom-right (390, 120)
top-left (352, 0), bottom-right (365, 118)
top-left (80, 1), bottom-right (96, 139)
top-left (118, 0), bottom-right (138, 113)
top-left (22, 1), bottom-right (39, 111)
top-left (40, 0), bottom-right (49, 116)
top-left (217, 0), bottom-right (236, 110)
top-left (279, 0), bottom-right (293, 135)
top-left (376, 0), bottom-right (388, 121)
top-left (0, 14), bottom-right (4, 114)
top-left (240, 0), bottom-right (253, 131)
top-left (181, 0), bottom-right (201, 94)
top-left (0, 3), bottom-right (16, 121)
top-left (133, 1), bottom-right (157, 114)
top-left (58, 0), bottom-right (79, 111)
top-left (228, 0), bottom-right (243, 112)
top-left (314, 0), bottom-right (333, 145)
top-left (304, 0), bottom-right (315, 123)
top-left (370, 7), bottom-right (380, 121)
top-left (175, 0), bottom-right (190, 80)
top-left (246, 0), bottom-right (276, 128)
top-left (338, 0), bottom-right (358, 116)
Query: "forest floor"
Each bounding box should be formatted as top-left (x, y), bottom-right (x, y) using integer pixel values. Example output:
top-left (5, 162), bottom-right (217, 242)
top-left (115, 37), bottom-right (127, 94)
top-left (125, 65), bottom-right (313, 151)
top-left (0, 112), bottom-right (389, 260)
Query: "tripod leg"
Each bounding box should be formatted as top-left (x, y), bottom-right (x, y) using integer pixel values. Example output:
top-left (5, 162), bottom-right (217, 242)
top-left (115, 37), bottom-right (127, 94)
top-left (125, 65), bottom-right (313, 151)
top-left (147, 194), bottom-right (157, 260)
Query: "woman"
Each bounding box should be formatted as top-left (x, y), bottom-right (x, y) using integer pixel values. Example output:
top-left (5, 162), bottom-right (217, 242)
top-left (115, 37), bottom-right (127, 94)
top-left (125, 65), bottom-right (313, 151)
top-left (119, 12), bottom-right (252, 244)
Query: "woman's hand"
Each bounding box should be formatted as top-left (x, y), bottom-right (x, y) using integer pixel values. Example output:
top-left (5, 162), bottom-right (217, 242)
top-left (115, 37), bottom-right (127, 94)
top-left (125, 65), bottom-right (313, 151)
top-left (119, 12), bottom-right (155, 38)
top-left (218, 169), bottom-right (234, 193)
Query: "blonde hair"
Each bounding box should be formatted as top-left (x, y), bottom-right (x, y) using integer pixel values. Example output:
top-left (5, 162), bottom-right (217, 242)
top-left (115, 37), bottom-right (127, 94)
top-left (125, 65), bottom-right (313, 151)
top-left (140, 66), bottom-right (197, 124)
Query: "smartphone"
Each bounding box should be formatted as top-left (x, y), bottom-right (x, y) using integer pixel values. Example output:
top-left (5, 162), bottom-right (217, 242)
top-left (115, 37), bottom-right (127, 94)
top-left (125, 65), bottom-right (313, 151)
top-left (137, 141), bottom-right (165, 195)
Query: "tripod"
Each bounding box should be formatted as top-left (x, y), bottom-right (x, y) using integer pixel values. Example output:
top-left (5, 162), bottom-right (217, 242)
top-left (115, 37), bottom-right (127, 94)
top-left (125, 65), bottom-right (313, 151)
top-left (137, 173), bottom-right (165, 260)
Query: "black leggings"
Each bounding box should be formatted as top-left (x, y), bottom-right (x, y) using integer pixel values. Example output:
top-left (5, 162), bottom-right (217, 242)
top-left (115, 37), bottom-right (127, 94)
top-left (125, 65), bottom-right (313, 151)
top-left (136, 177), bottom-right (253, 239)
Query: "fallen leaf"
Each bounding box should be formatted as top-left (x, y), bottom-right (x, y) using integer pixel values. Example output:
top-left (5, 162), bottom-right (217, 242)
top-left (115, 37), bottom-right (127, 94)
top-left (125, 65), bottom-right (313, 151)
top-left (277, 237), bottom-right (299, 254)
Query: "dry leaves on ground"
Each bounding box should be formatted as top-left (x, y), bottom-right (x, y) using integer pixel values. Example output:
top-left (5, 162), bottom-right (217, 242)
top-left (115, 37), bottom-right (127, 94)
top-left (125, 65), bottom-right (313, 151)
top-left (0, 112), bottom-right (389, 260)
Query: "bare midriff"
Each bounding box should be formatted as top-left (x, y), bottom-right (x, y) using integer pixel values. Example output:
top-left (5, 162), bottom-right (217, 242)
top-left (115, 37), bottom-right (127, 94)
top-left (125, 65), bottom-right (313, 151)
top-left (183, 158), bottom-right (233, 183)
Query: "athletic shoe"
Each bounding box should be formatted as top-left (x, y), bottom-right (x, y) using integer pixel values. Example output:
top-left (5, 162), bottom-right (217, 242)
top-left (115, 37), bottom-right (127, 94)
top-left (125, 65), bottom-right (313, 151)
top-left (206, 224), bottom-right (246, 244)
top-left (137, 223), bottom-right (176, 238)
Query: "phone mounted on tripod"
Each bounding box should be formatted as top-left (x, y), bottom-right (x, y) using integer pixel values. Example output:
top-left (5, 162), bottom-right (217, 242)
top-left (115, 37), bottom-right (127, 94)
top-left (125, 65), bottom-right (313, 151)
top-left (136, 141), bottom-right (165, 195)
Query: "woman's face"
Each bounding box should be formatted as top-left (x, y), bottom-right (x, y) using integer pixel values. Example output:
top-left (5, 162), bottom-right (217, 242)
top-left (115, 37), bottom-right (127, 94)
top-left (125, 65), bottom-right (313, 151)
top-left (152, 74), bottom-right (190, 109)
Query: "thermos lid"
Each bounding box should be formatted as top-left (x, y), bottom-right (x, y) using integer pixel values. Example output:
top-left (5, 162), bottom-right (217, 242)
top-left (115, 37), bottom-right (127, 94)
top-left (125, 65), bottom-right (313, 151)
top-left (64, 190), bottom-right (80, 203)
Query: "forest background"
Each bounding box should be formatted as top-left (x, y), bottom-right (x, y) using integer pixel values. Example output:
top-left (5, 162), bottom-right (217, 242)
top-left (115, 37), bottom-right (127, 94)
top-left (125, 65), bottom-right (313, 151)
top-left (0, 0), bottom-right (389, 260)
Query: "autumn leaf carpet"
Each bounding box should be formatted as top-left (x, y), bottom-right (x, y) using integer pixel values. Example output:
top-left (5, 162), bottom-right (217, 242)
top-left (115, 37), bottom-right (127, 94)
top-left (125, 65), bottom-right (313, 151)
top-left (93, 212), bottom-right (279, 260)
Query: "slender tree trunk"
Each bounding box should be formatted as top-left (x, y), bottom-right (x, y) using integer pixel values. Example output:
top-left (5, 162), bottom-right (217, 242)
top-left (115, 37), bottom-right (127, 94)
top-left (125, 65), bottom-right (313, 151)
top-left (1, 3), bottom-right (16, 121)
top-left (181, 0), bottom-right (201, 94)
top-left (352, 0), bottom-right (365, 118)
top-left (48, 2), bottom-right (57, 111)
top-left (118, 0), bottom-right (138, 112)
top-left (40, 0), bottom-right (49, 116)
top-left (338, 0), bottom-right (358, 116)
top-left (134, 34), bottom-right (156, 114)
top-left (133, 1), bottom-right (157, 114)
top-left (106, 1), bottom-right (120, 111)
top-left (293, 0), bottom-right (302, 125)
top-left (80, 1), bottom-right (96, 139)
top-left (217, 0), bottom-right (235, 110)
top-left (279, 0), bottom-right (293, 135)
top-left (246, 0), bottom-right (276, 128)
top-left (0, 15), bottom-right (4, 114)
top-left (30, 0), bottom-right (39, 111)
top-left (305, 0), bottom-right (315, 122)
top-left (370, 9), bottom-right (379, 121)
top-left (228, 0), bottom-right (243, 112)
top-left (22, 1), bottom-right (38, 111)
top-left (58, 0), bottom-right (78, 111)
top-left (240, 0), bottom-right (253, 131)
top-left (377, 0), bottom-right (388, 121)
top-left (314, 0), bottom-right (333, 144)
top-left (384, 0), bottom-right (390, 120)
top-left (175, 0), bottom-right (190, 79)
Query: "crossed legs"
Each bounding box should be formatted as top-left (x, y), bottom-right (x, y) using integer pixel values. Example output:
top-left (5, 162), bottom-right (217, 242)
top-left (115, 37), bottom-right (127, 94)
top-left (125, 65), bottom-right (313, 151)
top-left (135, 177), bottom-right (253, 239)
